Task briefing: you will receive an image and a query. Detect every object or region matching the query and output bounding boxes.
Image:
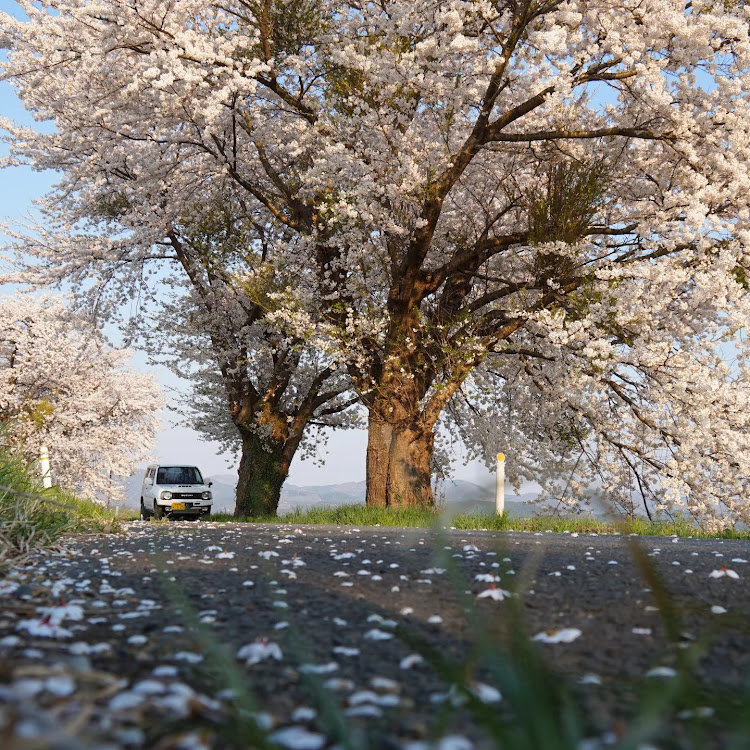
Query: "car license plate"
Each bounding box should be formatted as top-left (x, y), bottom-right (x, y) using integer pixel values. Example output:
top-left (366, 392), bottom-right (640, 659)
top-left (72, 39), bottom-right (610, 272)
top-left (171, 502), bottom-right (186, 510)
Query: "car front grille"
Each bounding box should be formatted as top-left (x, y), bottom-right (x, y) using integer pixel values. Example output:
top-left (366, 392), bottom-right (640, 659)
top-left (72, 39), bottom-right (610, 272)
top-left (172, 492), bottom-right (203, 500)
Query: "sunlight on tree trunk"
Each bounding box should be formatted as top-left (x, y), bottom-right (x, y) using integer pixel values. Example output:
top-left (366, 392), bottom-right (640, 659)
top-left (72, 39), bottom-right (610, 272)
top-left (235, 429), bottom-right (290, 517)
top-left (365, 412), bottom-right (435, 508)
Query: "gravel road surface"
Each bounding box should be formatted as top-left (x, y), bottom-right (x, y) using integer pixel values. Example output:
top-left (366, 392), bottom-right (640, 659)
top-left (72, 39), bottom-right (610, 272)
top-left (1, 522), bottom-right (750, 749)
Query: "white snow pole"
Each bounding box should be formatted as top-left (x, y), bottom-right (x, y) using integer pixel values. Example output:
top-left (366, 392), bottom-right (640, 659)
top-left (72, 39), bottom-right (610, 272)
top-left (495, 453), bottom-right (505, 515)
top-left (39, 445), bottom-right (52, 489)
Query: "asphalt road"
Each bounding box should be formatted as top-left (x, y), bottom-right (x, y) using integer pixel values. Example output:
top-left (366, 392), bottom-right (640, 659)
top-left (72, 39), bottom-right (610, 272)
top-left (1, 522), bottom-right (750, 749)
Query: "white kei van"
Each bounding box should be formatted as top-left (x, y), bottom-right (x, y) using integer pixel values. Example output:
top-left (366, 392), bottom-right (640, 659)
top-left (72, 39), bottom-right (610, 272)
top-left (140, 464), bottom-right (213, 521)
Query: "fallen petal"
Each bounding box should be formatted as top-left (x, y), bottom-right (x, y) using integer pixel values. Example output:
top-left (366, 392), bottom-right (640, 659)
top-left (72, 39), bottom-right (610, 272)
top-left (532, 628), bottom-right (582, 644)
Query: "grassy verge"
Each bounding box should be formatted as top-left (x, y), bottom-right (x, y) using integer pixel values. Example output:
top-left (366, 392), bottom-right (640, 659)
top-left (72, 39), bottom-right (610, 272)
top-left (0, 450), bottom-right (128, 564)
top-left (205, 504), bottom-right (750, 539)
top-left (209, 504), bottom-right (445, 527)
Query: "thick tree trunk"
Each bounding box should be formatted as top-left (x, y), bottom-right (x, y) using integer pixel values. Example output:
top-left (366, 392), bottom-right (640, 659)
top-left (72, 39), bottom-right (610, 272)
top-left (234, 429), bottom-right (290, 517)
top-left (365, 419), bottom-right (391, 507)
top-left (365, 412), bottom-right (435, 508)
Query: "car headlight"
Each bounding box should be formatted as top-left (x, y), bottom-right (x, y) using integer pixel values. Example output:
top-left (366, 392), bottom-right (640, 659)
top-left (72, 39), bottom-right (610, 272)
top-left (160, 491), bottom-right (172, 500)
top-left (202, 491), bottom-right (212, 500)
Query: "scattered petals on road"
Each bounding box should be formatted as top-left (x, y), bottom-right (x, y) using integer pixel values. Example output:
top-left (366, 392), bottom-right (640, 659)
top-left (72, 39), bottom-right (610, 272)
top-left (1, 521), bottom-right (748, 749)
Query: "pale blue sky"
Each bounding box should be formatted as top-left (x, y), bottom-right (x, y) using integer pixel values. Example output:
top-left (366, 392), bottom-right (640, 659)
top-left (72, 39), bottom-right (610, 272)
top-left (0, 0), bottom-right (492, 488)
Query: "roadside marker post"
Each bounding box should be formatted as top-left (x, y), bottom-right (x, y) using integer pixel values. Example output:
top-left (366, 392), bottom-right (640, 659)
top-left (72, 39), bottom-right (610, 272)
top-left (39, 446), bottom-right (52, 489)
top-left (495, 452), bottom-right (505, 515)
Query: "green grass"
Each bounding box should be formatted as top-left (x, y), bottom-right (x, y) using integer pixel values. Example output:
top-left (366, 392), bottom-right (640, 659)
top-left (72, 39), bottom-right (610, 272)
top-left (209, 504), bottom-right (443, 527)
top-left (0, 449), bottom-right (128, 564)
top-left (205, 504), bottom-right (750, 539)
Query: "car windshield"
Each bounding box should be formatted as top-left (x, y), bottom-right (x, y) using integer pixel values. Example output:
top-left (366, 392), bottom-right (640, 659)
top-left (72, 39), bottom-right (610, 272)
top-left (156, 466), bottom-right (204, 485)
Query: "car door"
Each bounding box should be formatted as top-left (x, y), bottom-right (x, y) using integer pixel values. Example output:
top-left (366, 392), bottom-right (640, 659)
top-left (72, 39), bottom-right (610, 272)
top-left (142, 467), bottom-right (156, 505)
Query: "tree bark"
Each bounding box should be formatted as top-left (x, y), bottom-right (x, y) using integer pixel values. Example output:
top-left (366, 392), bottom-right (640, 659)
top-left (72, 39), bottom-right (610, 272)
top-left (365, 419), bottom-right (391, 507)
top-left (365, 411), bottom-right (435, 508)
top-left (234, 428), bottom-right (290, 517)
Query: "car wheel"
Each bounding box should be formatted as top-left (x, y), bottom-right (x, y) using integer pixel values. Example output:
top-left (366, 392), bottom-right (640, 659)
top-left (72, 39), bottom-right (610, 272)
top-left (154, 502), bottom-right (164, 520)
top-left (140, 500), bottom-right (147, 521)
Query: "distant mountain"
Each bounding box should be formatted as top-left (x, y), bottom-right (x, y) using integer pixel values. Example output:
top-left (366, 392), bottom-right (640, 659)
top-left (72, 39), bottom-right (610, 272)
top-left (124, 471), bottom-right (536, 517)
top-left (204, 477), bottom-right (538, 517)
top-left (279, 480), bottom-right (365, 513)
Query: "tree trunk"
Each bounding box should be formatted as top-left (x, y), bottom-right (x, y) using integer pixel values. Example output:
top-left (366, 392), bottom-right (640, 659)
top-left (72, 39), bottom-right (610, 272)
top-left (234, 428), bottom-right (289, 517)
top-left (365, 412), bottom-right (435, 508)
top-left (365, 419), bottom-right (391, 507)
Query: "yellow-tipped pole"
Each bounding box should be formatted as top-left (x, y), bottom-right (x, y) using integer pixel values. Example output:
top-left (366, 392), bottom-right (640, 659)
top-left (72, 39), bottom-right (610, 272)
top-left (495, 452), bottom-right (505, 515)
top-left (39, 445), bottom-right (52, 489)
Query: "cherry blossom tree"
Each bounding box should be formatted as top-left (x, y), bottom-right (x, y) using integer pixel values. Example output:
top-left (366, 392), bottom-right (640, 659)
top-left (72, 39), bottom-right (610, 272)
top-left (1, 3), bottom-right (357, 516)
top-left (4, 0), bottom-right (750, 518)
top-left (146, 272), bottom-right (358, 515)
top-left (266, 0), bottom-right (750, 510)
top-left (445, 273), bottom-right (750, 528)
top-left (11, 193), bottom-right (357, 516)
top-left (0, 294), bottom-right (162, 503)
